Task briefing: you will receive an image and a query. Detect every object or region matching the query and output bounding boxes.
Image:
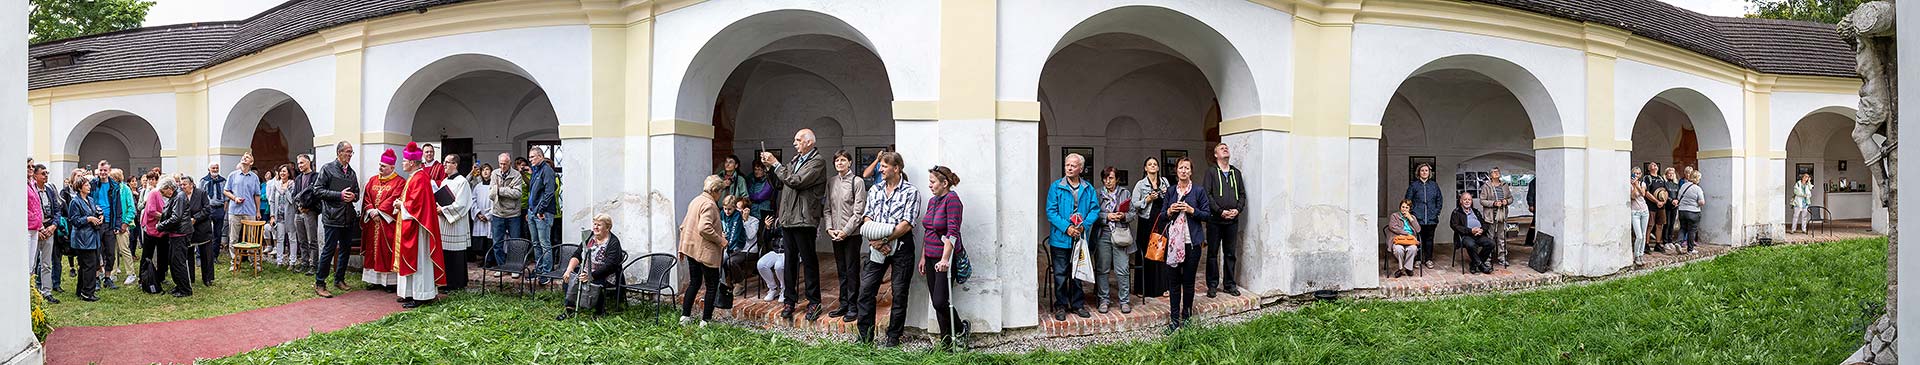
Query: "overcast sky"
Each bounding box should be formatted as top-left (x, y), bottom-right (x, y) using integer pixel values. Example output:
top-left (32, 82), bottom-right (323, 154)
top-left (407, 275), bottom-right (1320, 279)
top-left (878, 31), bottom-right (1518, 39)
top-left (139, 0), bottom-right (1754, 27)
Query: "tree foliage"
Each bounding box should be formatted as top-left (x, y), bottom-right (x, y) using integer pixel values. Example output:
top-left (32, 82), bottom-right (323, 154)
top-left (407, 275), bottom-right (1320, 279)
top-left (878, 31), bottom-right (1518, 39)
top-left (29, 0), bottom-right (155, 44)
top-left (1745, 0), bottom-right (1869, 24)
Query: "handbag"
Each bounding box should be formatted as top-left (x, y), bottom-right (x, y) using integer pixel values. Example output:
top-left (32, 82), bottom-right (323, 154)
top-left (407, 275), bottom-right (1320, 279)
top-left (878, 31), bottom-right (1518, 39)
top-left (1143, 211), bottom-right (1167, 262)
top-left (951, 243), bottom-right (972, 284)
top-left (1108, 220), bottom-right (1134, 248)
top-left (1392, 235), bottom-right (1419, 246)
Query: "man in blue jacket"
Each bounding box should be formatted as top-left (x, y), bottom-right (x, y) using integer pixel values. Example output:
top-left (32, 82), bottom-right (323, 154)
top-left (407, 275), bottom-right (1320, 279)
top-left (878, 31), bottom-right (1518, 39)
top-left (1045, 153), bottom-right (1099, 321)
top-left (526, 147), bottom-right (559, 278)
top-left (89, 161), bottom-right (128, 290)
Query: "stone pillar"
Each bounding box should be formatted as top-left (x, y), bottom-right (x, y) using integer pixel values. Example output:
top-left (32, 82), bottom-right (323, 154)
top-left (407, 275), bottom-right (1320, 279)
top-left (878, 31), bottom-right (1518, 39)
top-left (2, 0), bottom-right (42, 362)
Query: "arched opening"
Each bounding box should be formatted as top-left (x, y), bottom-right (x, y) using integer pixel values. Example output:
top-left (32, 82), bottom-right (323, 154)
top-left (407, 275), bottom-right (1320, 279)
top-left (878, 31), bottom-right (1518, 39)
top-left (221, 89), bottom-right (315, 176)
top-left (1378, 55), bottom-right (1561, 278)
top-left (387, 54), bottom-right (559, 178)
top-left (69, 111), bottom-right (162, 175)
top-left (1035, 5), bottom-right (1254, 327)
top-left (1784, 108), bottom-right (1883, 234)
top-left (1627, 88), bottom-right (1735, 248)
top-left (676, 9), bottom-right (895, 319)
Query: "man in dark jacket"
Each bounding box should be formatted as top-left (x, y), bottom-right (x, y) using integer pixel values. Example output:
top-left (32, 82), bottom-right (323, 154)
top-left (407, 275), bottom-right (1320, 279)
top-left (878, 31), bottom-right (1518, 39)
top-left (1202, 143), bottom-right (1247, 297)
top-left (312, 142), bottom-right (361, 297)
top-left (162, 175), bottom-right (209, 297)
top-left (291, 154), bottom-right (321, 272)
top-left (1449, 192), bottom-right (1497, 274)
top-left (526, 147), bottom-right (559, 278)
top-left (759, 128), bottom-right (831, 321)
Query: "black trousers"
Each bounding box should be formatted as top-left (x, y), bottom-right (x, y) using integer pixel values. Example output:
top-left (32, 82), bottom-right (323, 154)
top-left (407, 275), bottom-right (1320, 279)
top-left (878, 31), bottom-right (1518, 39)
top-left (1416, 224), bottom-right (1438, 262)
top-left (832, 235), bottom-right (862, 314)
top-left (920, 257), bottom-right (953, 343)
top-left (141, 233), bottom-right (169, 292)
top-left (167, 236), bottom-right (194, 295)
top-left (1136, 226), bottom-right (1167, 297)
top-left (781, 226), bottom-right (821, 306)
top-left (1664, 205), bottom-right (1680, 244)
top-left (194, 237), bottom-right (219, 284)
top-left (443, 247), bottom-right (469, 290)
top-left (857, 239), bottom-right (913, 342)
top-left (681, 259), bottom-right (719, 320)
top-left (315, 226), bottom-right (353, 285)
top-left (1049, 245), bottom-right (1083, 310)
top-left (1167, 245), bottom-right (1200, 323)
top-left (1458, 233), bottom-right (1497, 269)
top-left (1205, 221), bottom-right (1239, 289)
top-left (100, 232), bottom-right (117, 277)
top-left (75, 249), bottom-right (100, 297)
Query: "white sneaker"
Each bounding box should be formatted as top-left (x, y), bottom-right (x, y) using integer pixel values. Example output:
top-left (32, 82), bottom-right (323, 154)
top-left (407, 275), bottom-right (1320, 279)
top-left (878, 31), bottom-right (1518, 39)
top-left (122, 276), bottom-right (136, 285)
top-left (679, 316), bottom-right (694, 325)
top-left (762, 292), bottom-right (777, 301)
top-left (699, 321), bottom-right (709, 328)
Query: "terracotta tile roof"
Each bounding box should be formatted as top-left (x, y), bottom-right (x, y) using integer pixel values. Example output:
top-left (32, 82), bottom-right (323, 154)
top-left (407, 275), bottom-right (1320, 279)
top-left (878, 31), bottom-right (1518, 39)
top-left (28, 0), bottom-right (471, 90)
top-left (27, 0), bottom-right (1859, 90)
top-left (1466, 0), bottom-right (1857, 78)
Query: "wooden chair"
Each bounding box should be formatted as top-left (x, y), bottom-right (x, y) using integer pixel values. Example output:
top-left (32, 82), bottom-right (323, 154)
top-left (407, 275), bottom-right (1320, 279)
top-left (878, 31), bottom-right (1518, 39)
top-left (233, 220), bottom-right (267, 275)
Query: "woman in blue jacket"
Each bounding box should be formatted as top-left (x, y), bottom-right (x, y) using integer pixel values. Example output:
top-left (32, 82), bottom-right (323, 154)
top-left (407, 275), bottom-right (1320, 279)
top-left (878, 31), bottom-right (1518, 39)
top-left (1160, 157), bottom-right (1212, 333)
top-left (66, 176), bottom-right (106, 302)
top-left (1402, 163), bottom-right (1443, 268)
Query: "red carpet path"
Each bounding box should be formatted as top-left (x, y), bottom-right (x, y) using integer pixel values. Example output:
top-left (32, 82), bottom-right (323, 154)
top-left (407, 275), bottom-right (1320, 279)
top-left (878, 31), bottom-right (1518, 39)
top-left (44, 290), bottom-right (404, 365)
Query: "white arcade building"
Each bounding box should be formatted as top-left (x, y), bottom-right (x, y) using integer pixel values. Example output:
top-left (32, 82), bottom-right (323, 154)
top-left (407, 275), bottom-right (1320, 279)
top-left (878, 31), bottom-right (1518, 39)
top-left (27, 0), bottom-right (1871, 333)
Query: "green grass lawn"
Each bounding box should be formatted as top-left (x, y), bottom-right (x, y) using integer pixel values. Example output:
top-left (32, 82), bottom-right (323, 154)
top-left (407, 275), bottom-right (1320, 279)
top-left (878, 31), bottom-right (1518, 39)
top-left (213, 238), bottom-right (1886, 364)
top-left (45, 256), bottom-right (352, 328)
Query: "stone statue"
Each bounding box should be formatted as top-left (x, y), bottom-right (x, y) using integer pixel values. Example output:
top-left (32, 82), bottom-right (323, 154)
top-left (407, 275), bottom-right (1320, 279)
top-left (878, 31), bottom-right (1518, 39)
top-left (1839, 1), bottom-right (1897, 363)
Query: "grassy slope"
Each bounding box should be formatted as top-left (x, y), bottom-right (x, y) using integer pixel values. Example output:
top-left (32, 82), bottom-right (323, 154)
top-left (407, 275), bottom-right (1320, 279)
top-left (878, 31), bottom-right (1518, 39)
top-left (45, 257), bottom-right (355, 328)
top-left (213, 238), bottom-right (1886, 364)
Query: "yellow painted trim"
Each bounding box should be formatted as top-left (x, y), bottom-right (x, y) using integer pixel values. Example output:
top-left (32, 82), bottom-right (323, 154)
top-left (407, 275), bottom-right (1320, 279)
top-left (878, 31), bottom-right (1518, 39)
top-left (1220, 115), bottom-right (1294, 135)
top-left (333, 49), bottom-right (365, 149)
top-left (1583, 28), bottom-right (1620, 151)
top-left (1773, 75), bottom-right (1861, 95)
top-left (1533, 136), bottom-right (1588, 150)
top-left (624, 18), bottom-right (653, 138)
top-left (1765, 150), bottom-right (1788, 159)
top-left (173, 85), bottom-right (207, 162)
top-left (50, 154), bottom-right (78, 163)
top-left (558, 125), bottom-right (596, 139)
top-left (939, 0), bottom-right (996, 120)
top-left (1698, 149), bottom-right (1743, 159)
top-left (588, 17), bottom-right (628, 139)
top-left (1295, 8), bottom-right (1355, 140)
top-left (32, 101), bottom-right (51, 161)
top-left (361, 132), bottom-right (413, 146)
top-left (33, 77), bottom-right (176, 101)
top-left (208, 147), bottom-right (251, 156)
top-left (649, 119), bottom-right (716, 139)
top-left (1348, 124), bottom-right (1383, 139)
top-left (995, 101), bottom-right (1040, 122)
top-left (892, 101), bottom-right (939, 121)
top-left (159, 149), bottom-right (178, 158)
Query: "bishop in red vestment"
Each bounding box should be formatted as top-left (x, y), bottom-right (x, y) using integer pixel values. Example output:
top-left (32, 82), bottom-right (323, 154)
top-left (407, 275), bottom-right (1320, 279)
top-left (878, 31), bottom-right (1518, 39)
top-left (361, 149), bottom-right (405, 287)
top-left (395, 142), bottom-right (445, 307)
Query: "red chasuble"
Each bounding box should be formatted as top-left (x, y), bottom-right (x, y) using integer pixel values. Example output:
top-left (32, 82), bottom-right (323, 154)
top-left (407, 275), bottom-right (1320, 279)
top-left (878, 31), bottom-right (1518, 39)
top-left (395, 172), bottom-right (446, 285)
top-left (361, 173), bottom-right (404, 273)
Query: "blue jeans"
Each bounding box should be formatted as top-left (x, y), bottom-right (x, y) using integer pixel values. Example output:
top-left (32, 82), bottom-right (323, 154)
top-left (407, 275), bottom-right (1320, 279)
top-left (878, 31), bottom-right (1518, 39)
top-left (530, 214), bottom-right (554, 274)
top-left (488, 216), bottom-right (526, 266)
top-left (1050, 245), bottom-right (1084, 311)
top-left (315, 226), bottom-right (353, 285)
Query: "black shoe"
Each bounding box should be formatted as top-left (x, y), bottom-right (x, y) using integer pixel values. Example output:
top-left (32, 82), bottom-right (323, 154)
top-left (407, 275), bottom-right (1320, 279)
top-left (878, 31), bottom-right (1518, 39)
top-left (1053, 310), bottom-right (1066, 322)
top-left (1223, 287), bottom-right (1241, 296)
top-left (1074, 307), bottom-right (1092, 319)
top-left (203, 280), bottom-right (215, 287)
top-left (805, 303), bottom-right (823, 321)
top-left (79, 294), bottom-right (99, 302)
top-left (171, 291), bottom-right (190, 298)
top-left (827, 307), bottom-right (847, 318)
top-left (1206, 288), bottom-right (1217, 298)
top-left (780, 305), bottom-right (795, 321)
top-left (396, 296), bottom-right (410, 303)
top-left (401, 299), bottom-right (422, 309)
top-left (382, 286), bottom-right (395, 293)
top-left (555, 311), bottom-right (574, 321)
top-left (42, 295), bottom-right (58, 304)
top-left (880, 336), bottom-right (901, 348)
top-left (104, 279), bottom-right (120, 290)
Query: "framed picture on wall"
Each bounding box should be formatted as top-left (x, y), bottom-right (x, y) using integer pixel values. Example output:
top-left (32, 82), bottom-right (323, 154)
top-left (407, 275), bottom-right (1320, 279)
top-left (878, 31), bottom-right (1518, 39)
top-left (1408, 156), bottom-right (1436, 180)
top-left (528, 140), bottom-right (561, 173)
top-left (1839, 160), bottom-right (1848, 171)
top-left (855, 146), bottom-right (885, 172)
top-left (1796, 163), bottom-right (1815, 179)
top-left (1161, 149), bottom-right (1188, 168)
top-left (1063, 147), bottom-right (1095, 176)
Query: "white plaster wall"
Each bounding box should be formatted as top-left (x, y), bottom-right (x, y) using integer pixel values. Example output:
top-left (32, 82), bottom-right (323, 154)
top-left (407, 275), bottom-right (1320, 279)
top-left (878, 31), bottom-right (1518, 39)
top-left (1613, 60), bottom-right (1742, 150)
top-left (363, 25), bottom-right (591, 136)
top-left (51, 92), bottom-right (177, 159)
top-left (1352, 24), bottom-right (1585, 137)
top-left (208, 55), bottom-right (335, 150)
top-left (1000, 1), bottom-right (1291, 119)
top-left (2, 1), bottom-right (35, 360)
top-left (995, 120), bottom-right (1041, 329)
top-left (652, 0), bottom-right (938, 123)
top-left (1769, 92), bottom-right (1861, 152)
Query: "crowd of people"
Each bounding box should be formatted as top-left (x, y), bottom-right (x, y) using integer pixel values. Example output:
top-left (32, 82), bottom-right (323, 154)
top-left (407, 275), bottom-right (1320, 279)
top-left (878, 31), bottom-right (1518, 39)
top-left (1632, 162), bottom-right (1707, 259)
top-left (25, 141), bottom-right (568, 310)
top-left (1391, 164), bottom-right (1533, 276)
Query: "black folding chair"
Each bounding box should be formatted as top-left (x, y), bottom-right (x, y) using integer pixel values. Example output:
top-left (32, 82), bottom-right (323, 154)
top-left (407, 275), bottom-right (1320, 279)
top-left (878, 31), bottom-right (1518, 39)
top-left (1809, 205), bottom-right (1832, 238)
top-left (481, 238), bottom-right (534, 294)
top-left (532, 244), bottom-right (581, 291)
top-left (619, 253), bottom-right (680, 321)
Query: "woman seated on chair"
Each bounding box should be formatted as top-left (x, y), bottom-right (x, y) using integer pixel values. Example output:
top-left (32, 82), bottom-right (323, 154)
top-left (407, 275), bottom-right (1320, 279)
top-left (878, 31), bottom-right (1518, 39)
top-left (556, 213), bottom-right (625, 320)
top-left (1386, 199), bottom-right (1420, 278)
